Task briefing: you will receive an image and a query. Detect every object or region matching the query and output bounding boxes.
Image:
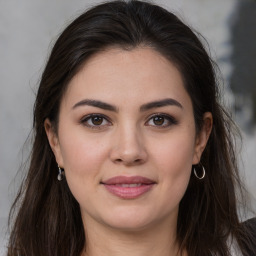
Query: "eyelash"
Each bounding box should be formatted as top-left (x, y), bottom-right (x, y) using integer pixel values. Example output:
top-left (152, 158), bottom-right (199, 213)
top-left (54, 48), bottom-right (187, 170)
top-left (80, 113), bottom-right (178, 129)
top-left (80, 114), bottom-right (112, 129)
top-left (146, 113), bottom-right (178, 128)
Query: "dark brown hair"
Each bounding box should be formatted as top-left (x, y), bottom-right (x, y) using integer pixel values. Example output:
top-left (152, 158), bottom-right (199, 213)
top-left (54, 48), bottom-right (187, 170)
top-left (7, 1), bottom-right (255, 255)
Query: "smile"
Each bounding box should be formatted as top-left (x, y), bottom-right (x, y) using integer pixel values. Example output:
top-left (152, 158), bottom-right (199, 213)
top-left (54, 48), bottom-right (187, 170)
top-left (101, 176), bottom-right (156, 199)
top-left (116, 183), bottom-right (142, 187)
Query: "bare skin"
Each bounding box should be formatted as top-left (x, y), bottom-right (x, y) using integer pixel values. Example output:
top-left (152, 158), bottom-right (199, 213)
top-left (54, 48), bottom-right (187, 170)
top-left (45, 47), bottom-right (212, 256)
top-left (83, 213), bottom-right (182, 256)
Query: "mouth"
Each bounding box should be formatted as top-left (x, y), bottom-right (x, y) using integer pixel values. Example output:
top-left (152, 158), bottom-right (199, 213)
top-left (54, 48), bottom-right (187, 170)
top-left (101, 176), bottom-right (156, 199)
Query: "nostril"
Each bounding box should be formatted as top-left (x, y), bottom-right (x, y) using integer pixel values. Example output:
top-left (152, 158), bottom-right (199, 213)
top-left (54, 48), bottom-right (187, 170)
top-left (113, 158), bottom-right (144, 165)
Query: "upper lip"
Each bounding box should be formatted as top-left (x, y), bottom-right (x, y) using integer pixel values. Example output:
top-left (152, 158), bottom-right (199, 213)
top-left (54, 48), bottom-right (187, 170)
top-left (101, 176), bottom-right (156, 185)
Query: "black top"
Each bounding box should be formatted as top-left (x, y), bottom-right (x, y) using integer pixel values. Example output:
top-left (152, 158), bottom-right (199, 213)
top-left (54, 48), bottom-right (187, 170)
top-left (242, 217), bottom-right (256, 256)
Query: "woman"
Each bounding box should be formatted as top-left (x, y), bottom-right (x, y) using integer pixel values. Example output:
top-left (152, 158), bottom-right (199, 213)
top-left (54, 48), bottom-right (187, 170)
top-left (7, 1), bottom-right (256, 256)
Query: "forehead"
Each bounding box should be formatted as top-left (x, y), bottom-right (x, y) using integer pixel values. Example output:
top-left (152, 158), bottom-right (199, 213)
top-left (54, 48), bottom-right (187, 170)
top-left (62, 47), bottom-right (191, 109)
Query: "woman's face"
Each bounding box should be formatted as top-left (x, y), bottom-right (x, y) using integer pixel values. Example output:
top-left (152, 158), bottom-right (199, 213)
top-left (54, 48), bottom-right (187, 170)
top-left (46, 48), bottom-right (211, 232)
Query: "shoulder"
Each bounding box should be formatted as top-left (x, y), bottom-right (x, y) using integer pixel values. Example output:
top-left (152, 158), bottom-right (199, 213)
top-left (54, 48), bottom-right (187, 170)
top-left (241, 217), bottom-right (256, 256)
top-left (242, 217), bottom-right (256, 232)
top-left (228, 218), bottom-right (256, 256)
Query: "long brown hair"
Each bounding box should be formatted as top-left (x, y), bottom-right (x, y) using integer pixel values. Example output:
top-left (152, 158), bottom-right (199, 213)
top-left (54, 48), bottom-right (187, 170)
top-left (7, 1), bottom-right (255, 255)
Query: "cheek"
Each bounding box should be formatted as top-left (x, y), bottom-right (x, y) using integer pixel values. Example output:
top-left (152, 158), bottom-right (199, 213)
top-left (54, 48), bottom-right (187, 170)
top-left (150, 131), bottom-right (195, 195)
top-left (59, 130), bottom-right (107, 171)
top-left (153, 131), bottom-right (195, 170)
top-left (57, 130), bottom-right (110, 196)
top-left (58, 134), bottom-right (110, 209)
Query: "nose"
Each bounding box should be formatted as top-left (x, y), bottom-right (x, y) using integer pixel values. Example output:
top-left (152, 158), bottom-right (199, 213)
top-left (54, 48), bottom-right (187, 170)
top-left (110, 126), bottom-right (148, 166)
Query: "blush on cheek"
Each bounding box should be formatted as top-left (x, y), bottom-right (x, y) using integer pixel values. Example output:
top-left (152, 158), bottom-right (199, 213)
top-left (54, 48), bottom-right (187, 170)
top-left (155, 143), bottom-right (194, 169)
top-left (61, 137), bottom-right (105, 164)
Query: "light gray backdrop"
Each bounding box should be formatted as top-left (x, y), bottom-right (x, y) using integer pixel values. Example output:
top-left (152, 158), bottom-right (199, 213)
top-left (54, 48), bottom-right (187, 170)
top-left (1, 0), bottom-right (255, 255)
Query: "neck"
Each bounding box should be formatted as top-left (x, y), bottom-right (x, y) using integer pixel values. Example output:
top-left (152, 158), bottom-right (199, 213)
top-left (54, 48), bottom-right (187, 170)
top-left (81, 215), bottom-right (185, 256)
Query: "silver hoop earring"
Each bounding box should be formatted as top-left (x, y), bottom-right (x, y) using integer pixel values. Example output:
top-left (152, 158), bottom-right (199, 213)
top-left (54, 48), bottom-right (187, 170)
top-left (57, 165), bottom-right (64, 181)
top-left (193, 164), bottom-right (205, 180)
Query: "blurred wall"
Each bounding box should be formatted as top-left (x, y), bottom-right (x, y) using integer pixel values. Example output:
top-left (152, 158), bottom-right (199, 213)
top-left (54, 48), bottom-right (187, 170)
top-left (230, 0), bottom-right (256, 126)
top-left (1, 0), bottom-right (255, 255)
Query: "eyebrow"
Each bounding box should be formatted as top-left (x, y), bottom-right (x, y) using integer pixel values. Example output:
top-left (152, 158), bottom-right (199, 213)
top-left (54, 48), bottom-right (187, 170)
top-left (72, 98), bottom-right (183, 112)
top-left (140, 98), bottom-right (183, 111)
top-left (72, 99), bottom-right (118, 112)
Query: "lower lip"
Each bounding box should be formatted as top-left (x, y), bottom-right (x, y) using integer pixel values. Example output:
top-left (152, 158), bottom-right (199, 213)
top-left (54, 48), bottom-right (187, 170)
top-left (103, 184), bottom-right (155, 199)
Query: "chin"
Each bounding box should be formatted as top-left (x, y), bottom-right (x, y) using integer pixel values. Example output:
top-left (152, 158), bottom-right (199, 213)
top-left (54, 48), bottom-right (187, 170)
top-left (98, 207), bottom-right (165, 232)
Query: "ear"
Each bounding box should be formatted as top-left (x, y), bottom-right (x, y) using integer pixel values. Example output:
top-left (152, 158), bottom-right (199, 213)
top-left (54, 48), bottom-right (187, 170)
top-left (192, 112), bottom-right (213, 164)
top-left (44, 118), bottom-right (64, 168)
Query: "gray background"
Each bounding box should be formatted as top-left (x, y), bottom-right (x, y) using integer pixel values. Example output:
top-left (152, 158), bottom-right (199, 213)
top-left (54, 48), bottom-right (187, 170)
top-left (1, 0), bottom-right (255, 255)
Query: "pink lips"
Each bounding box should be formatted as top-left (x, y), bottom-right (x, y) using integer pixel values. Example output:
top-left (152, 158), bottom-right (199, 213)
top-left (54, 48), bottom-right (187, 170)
top-left (101, 176), bottom-right (156, 199)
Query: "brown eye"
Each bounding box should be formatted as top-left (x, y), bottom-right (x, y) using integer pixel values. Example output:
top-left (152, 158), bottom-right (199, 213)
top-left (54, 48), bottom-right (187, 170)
top-left (153, 116), bottom-right (164, 126)
top-left (146, 114), bottom-right (178, 128)
top-left (81, 114), bottom-right (111, 129)
top-left (91, 116), bottom-right (103, 125)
